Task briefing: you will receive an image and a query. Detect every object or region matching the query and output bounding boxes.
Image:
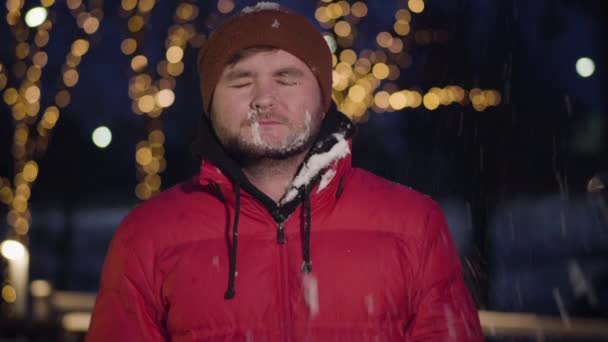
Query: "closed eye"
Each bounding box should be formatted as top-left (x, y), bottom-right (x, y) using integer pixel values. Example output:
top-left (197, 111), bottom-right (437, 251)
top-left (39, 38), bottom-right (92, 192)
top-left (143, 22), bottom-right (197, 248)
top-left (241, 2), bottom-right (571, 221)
top-left (278, 79), bottom-right (298, 86)
top-left (230, 83), bottom-right (251, 88)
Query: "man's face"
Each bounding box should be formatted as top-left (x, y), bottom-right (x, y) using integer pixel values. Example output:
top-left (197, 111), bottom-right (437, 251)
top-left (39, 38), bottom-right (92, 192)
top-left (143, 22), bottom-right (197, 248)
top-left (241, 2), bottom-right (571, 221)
top-left (210, 49), bottom-right (325, 161)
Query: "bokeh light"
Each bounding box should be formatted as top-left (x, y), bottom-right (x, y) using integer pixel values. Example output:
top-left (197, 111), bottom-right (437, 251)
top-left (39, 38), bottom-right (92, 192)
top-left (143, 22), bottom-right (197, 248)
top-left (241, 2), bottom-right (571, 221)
top-left (576, 57), bottom-right (595, 78)
top-left (25, 7), bottom-right (48, 28)
top-left (92, 126), bottom-right (112, 148)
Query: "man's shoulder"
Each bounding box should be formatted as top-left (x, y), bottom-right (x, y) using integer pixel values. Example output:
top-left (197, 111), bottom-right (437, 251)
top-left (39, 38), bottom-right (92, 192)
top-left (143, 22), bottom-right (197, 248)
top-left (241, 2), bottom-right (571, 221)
top-left (347, 167), bottom-right (437, 210)
top-left (112, 177), bottom-right (221, 244)
top-left (339, 167), bottom-right (442, 232)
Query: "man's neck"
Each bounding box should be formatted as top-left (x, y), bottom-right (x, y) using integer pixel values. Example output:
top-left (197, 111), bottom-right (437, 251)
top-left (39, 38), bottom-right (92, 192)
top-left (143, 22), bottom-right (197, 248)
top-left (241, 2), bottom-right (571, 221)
top-left (241, 152), bottom-right (308, 203)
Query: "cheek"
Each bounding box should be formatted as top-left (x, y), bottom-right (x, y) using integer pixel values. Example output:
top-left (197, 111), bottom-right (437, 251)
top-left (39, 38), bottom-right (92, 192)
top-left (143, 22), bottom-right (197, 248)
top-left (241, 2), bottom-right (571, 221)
top-left (212, 90), bottom-right (251, 125)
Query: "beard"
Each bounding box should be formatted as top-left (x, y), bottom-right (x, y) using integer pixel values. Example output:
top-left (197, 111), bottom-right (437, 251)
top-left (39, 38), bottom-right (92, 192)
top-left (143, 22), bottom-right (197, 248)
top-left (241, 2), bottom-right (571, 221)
top-left (211, 109), bottom-right (323, 166)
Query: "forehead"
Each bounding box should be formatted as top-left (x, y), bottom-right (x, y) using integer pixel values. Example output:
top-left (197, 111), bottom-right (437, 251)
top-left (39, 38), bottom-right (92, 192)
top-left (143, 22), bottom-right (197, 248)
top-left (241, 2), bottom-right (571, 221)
top-left (222, 49), bottom-right (312, 75)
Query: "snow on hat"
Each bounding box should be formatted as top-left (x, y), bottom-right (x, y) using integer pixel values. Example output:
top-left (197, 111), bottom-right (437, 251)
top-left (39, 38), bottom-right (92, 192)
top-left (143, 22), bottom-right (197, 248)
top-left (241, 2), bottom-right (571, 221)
top-left (197, 2), bottom-right (333, 114)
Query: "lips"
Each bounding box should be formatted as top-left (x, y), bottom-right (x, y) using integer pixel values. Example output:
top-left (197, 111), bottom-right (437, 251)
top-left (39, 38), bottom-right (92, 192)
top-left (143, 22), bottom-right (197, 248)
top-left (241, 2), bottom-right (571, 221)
top-left (257, 119), bottom-right (283, 126)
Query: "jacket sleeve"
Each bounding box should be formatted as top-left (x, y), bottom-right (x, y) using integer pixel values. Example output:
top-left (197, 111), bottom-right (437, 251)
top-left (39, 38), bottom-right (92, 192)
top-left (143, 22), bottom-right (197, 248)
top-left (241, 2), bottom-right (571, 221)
top-left (405, 202), bottom-right (484, 341)
top-left (86, 220), bottom-right (167, 342)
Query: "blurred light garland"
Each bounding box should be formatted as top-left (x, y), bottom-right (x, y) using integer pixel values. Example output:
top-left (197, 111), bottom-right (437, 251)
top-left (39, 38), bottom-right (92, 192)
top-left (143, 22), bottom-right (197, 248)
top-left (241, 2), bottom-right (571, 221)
top-left (315, 0), bottom-right (501, 122)
top-left (0, 0), bottom-right (104, 307)
top-left (122, 0), bottom-right (207, 201)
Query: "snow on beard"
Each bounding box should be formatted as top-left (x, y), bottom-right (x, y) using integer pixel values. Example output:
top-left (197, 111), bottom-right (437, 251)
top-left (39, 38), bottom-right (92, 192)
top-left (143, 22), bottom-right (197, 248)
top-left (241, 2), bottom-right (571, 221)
top-left (243, 108), bottom-right (313, 158)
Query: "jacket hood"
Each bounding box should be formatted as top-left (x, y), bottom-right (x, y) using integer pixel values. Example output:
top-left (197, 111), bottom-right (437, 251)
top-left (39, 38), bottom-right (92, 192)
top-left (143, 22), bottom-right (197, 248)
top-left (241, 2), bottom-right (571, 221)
top-left (191, 102), bottom-right (356, 222)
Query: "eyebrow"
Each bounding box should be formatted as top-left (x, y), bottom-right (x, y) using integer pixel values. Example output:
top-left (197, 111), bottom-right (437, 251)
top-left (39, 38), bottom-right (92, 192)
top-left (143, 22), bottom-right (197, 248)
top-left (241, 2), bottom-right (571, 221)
top-left (223, 66), bottom-right (306, 82)
top-left (223, 69), bottom-right (254, 81)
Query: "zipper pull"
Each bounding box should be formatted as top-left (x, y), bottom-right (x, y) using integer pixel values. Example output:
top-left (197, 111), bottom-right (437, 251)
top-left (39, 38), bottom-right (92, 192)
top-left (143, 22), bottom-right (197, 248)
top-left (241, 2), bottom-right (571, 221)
top-left (277, 221), bottom-right (286, 244)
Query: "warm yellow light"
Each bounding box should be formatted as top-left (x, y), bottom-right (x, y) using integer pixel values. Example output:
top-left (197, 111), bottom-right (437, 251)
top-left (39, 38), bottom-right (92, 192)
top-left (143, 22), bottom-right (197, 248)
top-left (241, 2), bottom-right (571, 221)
top-left (0, 74), bottom-right (7, 91)
top-left (394, 21), bottom-right (410, 36)
top-left (83, 17), bottom-right (99, 34)
top-left (92, 126), bottom-right (112, 148)
top-left (351, 2), bottom-right (368, 18)
top-left (339, 49), bottom-right (357, 65)
top-left (166, 46), bottom-right (183, 64)
top-left (347, 85), bottom-right (366, 102)
top-left (396, 9), bottom-right (411, 22)
top-left (176, 3), bottom-right (197, 21)
top-left (353, 58), bottom-right (371, 75)
top-left (15, 42), bottom-right (30, 59)
top-left (63, 69), bottom-right (79, 87)
top-left (135, 182), bottom-right (152, 200)
top-left (409, 91), bottom-right (422, 108)
top-left (11, 195), bottom-right (27, 212)
top-left (24, 86), bottom-right (41, 103)
top-left (1, 240), bottom-right (26, 261)
top-left (41, 0), bottom-right (54, 7)
top-left (314, 7), bottom-right (330, 23)
top-left (131, 55), bottom-right (148, 72)
top-left (423, 93), bottom-right (440, 110)
top-left (30, 280), bottom-right (52, 298)
top-left (137, 95), bottom-right (155, 113)
top-left (26, 66), bottom-right (42, 82)
top-left (0, 187), bottom-right (13, 205)
top-left (71, 39), bottom-right (90, 57)
top-left (154, 89), bottom-right (175, 108)
top-left (334, 21), bottom-right (351, 38)
top-left (148, 130), bottom-right (165, 146)
top-left (136, 147), bottom-right (153, 166)
top-left (408, 0), bottom-right (425, 13)
top-left (372, 63), bottom-right (390, 80)
top-left (337, 1), bottom-right (351, 16)
top-left (376, 32), bottom-right (393, 48)
top-left (66, 0), bottom-right (81, 10)
top-left (22, 161), bottom-right (39, 183)
top-left (55, 90), bottom-right (71, 108)
top-left (121, 0), bottom-right (136, 11)
top-left (374, 91), bottom-right (390, 109)
top-left (128, 15), bottom-right (144, 32)
top-left (14, 216), bottom-right (29, 235)
top-left (25, 7), bottom-right (48, 28)
top-left (389, 92), bottom-right (407, 110)
top-left (138, 0), bottom-right (155, 12)
top-left (120, 38), bottom-right (137, 55)
top-left (327, 3), bottom-right (343, 19)
top-left (42, 106), bottom-right (59, 128)
top-left (166, 62), bottom-right (184, 77)
top-left (145, 174), bottom-right (161, 190)
top-left (217, 0), bottom-right (235, 14)
top-left (2, 285), bottom-right (17, 303)
top-left (3, 88), bottom-right (18, 105)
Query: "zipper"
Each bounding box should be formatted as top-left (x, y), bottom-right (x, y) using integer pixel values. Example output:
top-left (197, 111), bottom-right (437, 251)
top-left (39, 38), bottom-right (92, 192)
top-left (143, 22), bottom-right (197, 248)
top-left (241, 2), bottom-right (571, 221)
top-left (277, 221), bottom-right (286, 244)
top-left (277, 220), bottom-right (292, 341)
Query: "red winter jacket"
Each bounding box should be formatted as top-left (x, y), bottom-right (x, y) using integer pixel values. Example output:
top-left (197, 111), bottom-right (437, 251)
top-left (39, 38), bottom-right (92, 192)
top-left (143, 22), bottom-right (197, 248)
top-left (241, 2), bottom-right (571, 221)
top-left (87, 111), bottom-right (482, 341)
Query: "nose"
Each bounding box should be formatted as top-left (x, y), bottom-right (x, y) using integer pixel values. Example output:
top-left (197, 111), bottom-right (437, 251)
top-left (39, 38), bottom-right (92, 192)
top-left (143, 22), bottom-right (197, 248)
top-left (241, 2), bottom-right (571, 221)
top-left (250, 82), bottom-right (277, 112)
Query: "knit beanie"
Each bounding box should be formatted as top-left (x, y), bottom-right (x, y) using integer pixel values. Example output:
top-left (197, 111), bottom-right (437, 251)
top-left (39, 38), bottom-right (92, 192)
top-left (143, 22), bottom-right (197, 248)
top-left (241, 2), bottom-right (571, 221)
top-left (197, 2), bottom-right (333, 114)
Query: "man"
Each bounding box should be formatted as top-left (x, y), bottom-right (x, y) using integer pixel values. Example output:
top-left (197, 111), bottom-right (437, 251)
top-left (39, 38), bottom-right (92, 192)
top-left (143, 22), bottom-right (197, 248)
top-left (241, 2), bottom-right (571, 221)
top-left (87, 3), bottom-right (483, 341)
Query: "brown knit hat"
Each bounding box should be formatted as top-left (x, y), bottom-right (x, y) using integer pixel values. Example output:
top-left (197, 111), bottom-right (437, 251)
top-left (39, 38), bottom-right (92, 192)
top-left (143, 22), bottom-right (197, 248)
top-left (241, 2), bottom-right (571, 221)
top-left (197, 3), bottom-right (333, 114)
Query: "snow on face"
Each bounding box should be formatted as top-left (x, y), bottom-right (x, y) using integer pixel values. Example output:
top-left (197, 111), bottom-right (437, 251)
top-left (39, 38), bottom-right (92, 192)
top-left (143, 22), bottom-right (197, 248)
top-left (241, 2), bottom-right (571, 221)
top-left (246, 108), bottom-right (312, 154)
top-left (281, 133), bottom-right (351, 204)
top-left (242, 2), bottom-right (280, 13)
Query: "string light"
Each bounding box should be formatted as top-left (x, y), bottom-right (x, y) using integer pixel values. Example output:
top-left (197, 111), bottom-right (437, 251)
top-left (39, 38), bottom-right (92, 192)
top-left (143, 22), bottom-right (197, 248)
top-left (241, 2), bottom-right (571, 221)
top-left (125, 1), bottom-right (204, 200)
top-left (0, 0), bottom-right (104, 279)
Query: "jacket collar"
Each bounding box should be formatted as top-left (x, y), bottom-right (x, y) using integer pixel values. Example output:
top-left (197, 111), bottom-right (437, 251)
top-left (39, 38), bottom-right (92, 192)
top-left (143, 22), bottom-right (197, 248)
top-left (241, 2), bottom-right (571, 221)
top-left (193, 103), bottom-right (356, 222)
